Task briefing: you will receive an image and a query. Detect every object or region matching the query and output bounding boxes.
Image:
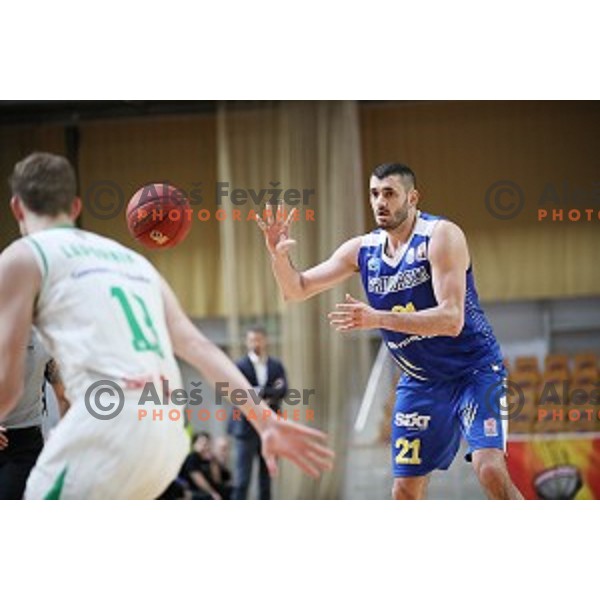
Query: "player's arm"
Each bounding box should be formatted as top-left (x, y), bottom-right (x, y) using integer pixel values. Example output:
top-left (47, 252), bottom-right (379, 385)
top-left (257, 208), bottom-right (360, 302)
top-left (45, 359), bottom-right (70, 418)
top-left (0, 242), bottom-right (40, 420)
top-left (160, 276), bottom-right (281, 425)
top-left (328, 221), bottom-right (468, 337)
top-left (160, 277), bottom-right (334, 478)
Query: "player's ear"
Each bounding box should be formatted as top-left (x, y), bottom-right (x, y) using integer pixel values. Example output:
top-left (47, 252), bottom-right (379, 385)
top-left (71, 197), bottom-right (82, 221)
top-left (408, 188), bottom-right (420, 207)
top-left (10, 196), bottom-right (25, 222)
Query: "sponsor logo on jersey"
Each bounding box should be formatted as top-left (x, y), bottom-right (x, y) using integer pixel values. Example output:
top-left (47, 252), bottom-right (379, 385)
top-left (394, 411), bottom-right (431, 431)
top-left (484, 417), bottom-right (498, 437)
top-left (416, 241), bottom-right (427, 261)
top-left (367, 257), bottom-right (380, 271)
top-left (368, 265), bottom-right (430, 294)
top-left (386, 333), bottom-right (435, 351)
top-left (405, 247), bottom-right (415, 265)
top-left (392, 302), bottom-right (416, 313)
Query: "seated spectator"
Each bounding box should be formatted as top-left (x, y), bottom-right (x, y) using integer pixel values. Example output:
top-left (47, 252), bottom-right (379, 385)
top-left (213, 436), bottom-right (233, 500)
top-left (181, 432), bottom-right (223, 500)
top-left (156, 478), bottom-right (190, 500)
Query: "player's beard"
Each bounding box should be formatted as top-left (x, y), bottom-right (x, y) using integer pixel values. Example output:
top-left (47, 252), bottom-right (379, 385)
top-left (376, 203), bottom-right (410, 231)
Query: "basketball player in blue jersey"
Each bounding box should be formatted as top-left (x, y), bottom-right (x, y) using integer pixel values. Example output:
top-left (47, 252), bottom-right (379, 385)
top-left (257, 163), bottom-right (523, 500)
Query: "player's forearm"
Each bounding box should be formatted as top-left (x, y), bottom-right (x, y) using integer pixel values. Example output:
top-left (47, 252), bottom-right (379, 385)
top-left (270, 254), bottom-right (310, 302)
top-left (376, 303), bottom-right (464, 337)
top-left (173, 325), bottom-right (274, 434)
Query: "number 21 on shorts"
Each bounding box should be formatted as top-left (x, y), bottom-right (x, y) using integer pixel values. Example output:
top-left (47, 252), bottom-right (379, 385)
top-left (395, 438), bottom-right (422, 465)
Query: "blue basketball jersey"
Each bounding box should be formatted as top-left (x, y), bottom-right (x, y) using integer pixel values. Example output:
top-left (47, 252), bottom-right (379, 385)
top-left (358, 211), bottom-right (502, 381)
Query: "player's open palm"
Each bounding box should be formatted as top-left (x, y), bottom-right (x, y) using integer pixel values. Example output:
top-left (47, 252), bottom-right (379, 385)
top-left (256, 207), bottom-right (297, 257)
top-left (260, 419), bottom-right (335, 479)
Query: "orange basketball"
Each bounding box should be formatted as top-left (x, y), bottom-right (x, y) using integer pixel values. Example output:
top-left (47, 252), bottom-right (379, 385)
top-left (126, 183), bottom-right (191, 249)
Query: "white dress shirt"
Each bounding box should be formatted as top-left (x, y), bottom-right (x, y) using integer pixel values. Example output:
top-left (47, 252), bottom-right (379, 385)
top-left (248, 352), bottom-right (268, 388)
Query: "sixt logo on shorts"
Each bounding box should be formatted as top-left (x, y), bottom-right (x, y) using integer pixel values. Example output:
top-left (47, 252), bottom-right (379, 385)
top-left (394, 411), bottom-right (431, 431)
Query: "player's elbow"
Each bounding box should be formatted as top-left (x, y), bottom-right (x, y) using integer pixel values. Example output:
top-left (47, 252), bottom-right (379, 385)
top-left (282, 282), bottom-right (308, 303)
top-left (282, 273), bottom-right (315, 303)
top-left (447, 320), bottom-right (464, 337)
top-left (448, 314), bottom-right (464, 337)
top-left (442, 305), bottom-right (464, 337)
top-left (282, 290), bottom-right (304, 303)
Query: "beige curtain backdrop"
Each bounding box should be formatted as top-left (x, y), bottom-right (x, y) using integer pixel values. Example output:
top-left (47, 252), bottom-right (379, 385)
top-left (218, 101), bottom-right (371, 498)
top-left (3, 102), bottom-right (599, 308)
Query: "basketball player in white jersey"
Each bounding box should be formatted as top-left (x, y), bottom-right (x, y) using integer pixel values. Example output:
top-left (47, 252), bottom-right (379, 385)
top-left (0, 152), bottom-right (333, 499)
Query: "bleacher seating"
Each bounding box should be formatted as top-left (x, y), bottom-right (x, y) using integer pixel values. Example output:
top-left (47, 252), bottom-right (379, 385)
top-left (379, 352), bottom-right (600, 442)
top-left (508, 351), bottom-right (600, 435)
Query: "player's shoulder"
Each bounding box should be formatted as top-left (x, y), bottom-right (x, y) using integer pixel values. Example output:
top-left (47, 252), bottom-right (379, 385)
top-left (2, 237), bottom-right (39, 267)
top-left (427, 217), bottom-right (469, 264)
top-left (409, 211), bottom-right (447, 238)
top-left (429, 218), bottom-right (467, 244)
top-left (80, 229), bottom-right (152, 264)
top-left (0, 238), bottom-right (41, 284)
top-left (333, 235), bottom-right (365, 269)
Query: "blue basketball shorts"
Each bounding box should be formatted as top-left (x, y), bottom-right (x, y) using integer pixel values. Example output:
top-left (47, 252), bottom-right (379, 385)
top-left (391, 364), bottom-right (507, 478)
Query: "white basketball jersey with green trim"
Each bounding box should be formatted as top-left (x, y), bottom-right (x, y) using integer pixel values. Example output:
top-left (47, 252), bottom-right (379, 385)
top-left (23, 226), bottom-right (182, 403)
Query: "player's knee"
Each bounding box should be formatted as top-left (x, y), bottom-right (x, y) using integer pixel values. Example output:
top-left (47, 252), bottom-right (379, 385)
top-left (475, 458), bottom-right (508, 493)
top-left (392, 478), bottom-right (423, 500)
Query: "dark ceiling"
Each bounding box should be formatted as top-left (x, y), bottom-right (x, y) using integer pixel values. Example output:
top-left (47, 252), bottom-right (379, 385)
top-left (0, 100), bottom-right (221, 125)
top-left (0, 100), bottom-right (402, 126)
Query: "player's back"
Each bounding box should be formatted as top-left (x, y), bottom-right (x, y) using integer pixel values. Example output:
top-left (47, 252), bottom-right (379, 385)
top-left (23, 225), bottom-right (181, 404)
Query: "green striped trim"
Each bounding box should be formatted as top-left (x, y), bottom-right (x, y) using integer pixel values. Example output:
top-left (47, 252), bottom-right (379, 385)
top-left (27, 238), bottom-right (49, 280)
top-left (44, 466), bottom-right (68, 500)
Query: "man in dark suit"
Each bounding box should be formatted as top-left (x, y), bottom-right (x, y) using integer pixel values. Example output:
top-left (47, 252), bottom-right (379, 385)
top-left (228, 325), bottom-right (287, 500)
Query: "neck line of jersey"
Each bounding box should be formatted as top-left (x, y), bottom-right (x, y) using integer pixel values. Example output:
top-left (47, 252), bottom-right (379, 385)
top-left (380, 210), bottom-right (421, 269)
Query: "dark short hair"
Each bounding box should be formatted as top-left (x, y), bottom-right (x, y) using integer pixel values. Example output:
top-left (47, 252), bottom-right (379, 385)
top-left (9, 152), bottom-right (77, 217)
top-left (192, 431), bottom-right (211, 445)
top-left (371, 163), bottom-right (416, 190)
top-left (246, 324), bottom-right (267, 337)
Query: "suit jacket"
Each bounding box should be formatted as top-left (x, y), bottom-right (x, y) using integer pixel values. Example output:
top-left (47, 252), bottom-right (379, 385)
top-left (227, 355), bottom-right (288, 439)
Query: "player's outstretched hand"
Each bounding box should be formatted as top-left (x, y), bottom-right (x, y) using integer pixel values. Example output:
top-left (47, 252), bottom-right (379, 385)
top-left (256, 206), bottom-right (297, 258)
top-left (260, 418), bottom-right (334, 479)
top-left (328, 293), bottom-right (381, 331)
